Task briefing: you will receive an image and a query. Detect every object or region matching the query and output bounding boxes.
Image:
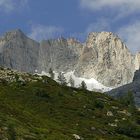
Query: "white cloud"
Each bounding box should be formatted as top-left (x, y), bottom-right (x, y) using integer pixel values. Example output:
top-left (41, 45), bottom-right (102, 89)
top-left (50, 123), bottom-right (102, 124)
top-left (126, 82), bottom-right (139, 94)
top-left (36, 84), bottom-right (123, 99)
top-left (29, 24), bottom-right (64, 41)
top-left (0, 0), bottom-right (13, 12)
top-left (80, 0), bottom-right (140, 10)
top-left (0, 0), bottom-right (28, 13)
top-left (79, 0), bottom-right (140, 53)
top-left (86, 18), bottom-right (110, 33)
top-left (85, 19), bottom-right (140, 54)
top-left (67, 32), bottom-right (87, 42)
top-left (80, 0), bottom-right (140, 18)
top-left (69, 18), bottom-right (140, 54)
top-left (118, 21), bottom-right (140, 54)
top-left (69, 18), bottom-right (111, 42)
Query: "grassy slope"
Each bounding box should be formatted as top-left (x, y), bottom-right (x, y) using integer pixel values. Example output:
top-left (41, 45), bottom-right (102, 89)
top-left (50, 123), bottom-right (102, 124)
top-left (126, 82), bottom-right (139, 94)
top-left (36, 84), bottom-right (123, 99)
top-left (0, 76), bottom-right (140, 140)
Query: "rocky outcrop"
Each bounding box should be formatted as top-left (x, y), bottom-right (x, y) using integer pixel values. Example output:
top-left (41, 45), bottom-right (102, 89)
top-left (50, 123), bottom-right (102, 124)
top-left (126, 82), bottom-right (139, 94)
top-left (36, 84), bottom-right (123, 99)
top-left (135, 52), bottom-right (140, 70)
top-left (75, 32), bottom-right (135, 87)
top-left (0, 29), bottom-right (138, 88)
top-left (0, 66), bottom-right (42, 84)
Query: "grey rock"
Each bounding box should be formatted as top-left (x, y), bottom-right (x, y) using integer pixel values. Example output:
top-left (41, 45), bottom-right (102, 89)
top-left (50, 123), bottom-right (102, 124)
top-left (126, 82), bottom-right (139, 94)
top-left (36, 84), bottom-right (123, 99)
top-left (75, 32), bottom-right (135, 87)
top-left (91, 126), bottom-right (96, 131)
top-left (135, 52), bottom-right (140, 70)
top-left (38, 37), bottom-right (83, 73)
top-left (0, 29), bottom-right (39, 73)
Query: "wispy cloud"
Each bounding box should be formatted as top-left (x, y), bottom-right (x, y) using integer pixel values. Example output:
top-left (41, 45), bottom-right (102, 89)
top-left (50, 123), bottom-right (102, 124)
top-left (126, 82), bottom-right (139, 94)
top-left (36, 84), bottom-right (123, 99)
top-left (86, 19), bottom-right (140, 54)
top-left (68, 18), bottom-right (111, 42)
top-left (118, 21), bottom-right (140, 54)
top-left (86, 18), bottom-right (111, 33)
top-left (28, 24), bottom-right (64, 41)
top-left (78, 0), bottom-right (140, 53)
top-left (79, 0), bottom-right (140, 18)
top-left (69, 17), bottom-right (140, 54)
top-left (0, 0), bottom-right (28, 13)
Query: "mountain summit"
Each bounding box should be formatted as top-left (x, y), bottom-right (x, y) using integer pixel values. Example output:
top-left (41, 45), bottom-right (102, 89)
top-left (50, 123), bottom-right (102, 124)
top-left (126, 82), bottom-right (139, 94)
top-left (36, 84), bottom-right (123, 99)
top-left (0, 29), bottom-right (39, 72)
top-left (74, 32), bottom-right (135, 87)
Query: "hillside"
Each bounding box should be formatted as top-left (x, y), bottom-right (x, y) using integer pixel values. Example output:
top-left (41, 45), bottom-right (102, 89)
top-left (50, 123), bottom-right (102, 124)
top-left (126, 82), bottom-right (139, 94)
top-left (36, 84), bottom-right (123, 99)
top-left (0, 67), bottom-right (140, 140)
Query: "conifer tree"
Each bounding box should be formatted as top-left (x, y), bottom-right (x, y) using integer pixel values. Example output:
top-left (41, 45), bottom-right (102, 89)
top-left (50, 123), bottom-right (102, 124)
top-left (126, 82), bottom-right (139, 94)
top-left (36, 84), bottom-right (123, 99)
top-left (57, 72), bottom-right (67, 86)
top-left (69, 76), bottom-right (75, 87)
top-left (49, 68), bottom-right (54, 79)
top-left (80, 81), bottom-right (87, 90)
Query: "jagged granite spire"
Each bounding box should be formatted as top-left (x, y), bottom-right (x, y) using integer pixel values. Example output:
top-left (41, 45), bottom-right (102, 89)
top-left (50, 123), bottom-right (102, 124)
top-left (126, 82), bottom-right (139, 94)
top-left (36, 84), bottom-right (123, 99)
top-left (74, 32), bottom-right (135, 87)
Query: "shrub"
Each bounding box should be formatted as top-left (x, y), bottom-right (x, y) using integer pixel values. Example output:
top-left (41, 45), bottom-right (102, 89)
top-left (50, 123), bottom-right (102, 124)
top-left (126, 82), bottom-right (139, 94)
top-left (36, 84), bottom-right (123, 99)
top-left (80, 81), bottom-right (87, 90)
top-left (0, 79), bottom-right (8, 85)
top-left (49, 68), bottom-right (55, 79)
top-left (69, 76), bottom-right (75, 87)
top-left (116, 121), bottom-right (140, 138)
top-left (94, 100), bottom-right (104, 109)
top-left (35, 88), bottom-right (50, 98)
top-left (8, 124), bottom-right (16, 140)
top-left (57, 72), bottom-right (67, 86)
top-left (119, 91), bottom-right (135, 106)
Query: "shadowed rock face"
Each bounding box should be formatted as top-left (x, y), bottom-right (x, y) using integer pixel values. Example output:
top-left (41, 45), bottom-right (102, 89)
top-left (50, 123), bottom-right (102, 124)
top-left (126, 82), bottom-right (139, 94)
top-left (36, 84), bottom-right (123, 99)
top-left (133, 70), bottom-right (140, 82)
top-left (38, 38), bottom-right (83, 73)
top-left (108, 70), bottom-right (140, 107)
top-left (0, 29), bottom-right (137, 87)
top-left (0, 29), bottom-right (39, 73)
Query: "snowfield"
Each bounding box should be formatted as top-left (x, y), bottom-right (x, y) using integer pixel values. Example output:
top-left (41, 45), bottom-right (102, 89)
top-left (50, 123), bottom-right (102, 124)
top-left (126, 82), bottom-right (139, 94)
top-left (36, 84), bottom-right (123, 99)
top-left (37, 71), bottom-right (112, 92)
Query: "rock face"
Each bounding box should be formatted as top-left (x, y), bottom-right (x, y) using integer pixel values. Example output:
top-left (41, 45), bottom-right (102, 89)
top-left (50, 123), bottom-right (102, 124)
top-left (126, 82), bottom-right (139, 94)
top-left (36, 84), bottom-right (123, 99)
top-left (0, 29), bottom-right (137, 88)
top-left (135, 52), bottom-right (140, 70)
top-left (38, 38), bottom-right (83, 73)
top-left (0, 29), bottom-right (39, 73)
top-left (75, 32), bottom-right (135, 87)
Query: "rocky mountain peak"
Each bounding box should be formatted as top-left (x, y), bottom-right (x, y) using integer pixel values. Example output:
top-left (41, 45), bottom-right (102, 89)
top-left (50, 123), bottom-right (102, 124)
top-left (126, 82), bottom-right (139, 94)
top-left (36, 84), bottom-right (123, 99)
top-left (67, 37), bottom-right (80, 44)
top-left (3, 29), bottom-right (26, 40)
top-left (88, 31), bottom-right (115, 38)
top-left (67, 38), bottom-right (83, 48)
top-left (44, 37), bottom-right (67, 47)
top-left (0, 29), bottom-right (39, 73)
top-left (86, 32), bottom-right (123, 48)
top-left (75, 31), bottom-right (135, 87)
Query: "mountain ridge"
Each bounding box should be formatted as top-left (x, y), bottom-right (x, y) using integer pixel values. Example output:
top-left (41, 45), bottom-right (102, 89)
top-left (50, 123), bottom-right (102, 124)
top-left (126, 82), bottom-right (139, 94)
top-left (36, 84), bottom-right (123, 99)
top-left (0, 29), bottom-right (139, 90)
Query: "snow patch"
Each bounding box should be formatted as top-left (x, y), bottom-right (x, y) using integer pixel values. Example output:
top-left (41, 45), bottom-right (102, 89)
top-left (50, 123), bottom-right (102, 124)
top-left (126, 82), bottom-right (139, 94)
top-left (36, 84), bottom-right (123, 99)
top-left (37, 71), bottom-right (112, 92)
top-left (64, 71), bottom-right (112, 92)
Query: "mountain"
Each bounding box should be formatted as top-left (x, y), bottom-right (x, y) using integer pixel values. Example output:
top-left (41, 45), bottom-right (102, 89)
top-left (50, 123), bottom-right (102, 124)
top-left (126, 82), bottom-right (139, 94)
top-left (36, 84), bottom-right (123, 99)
top-left (0, 29), bottom-right (39, 73)
top-left (0, 29), bottom-right (138, 90)
top-left (38, 37), bottom-right (83, 73)
top-left (0, 67), bottom-right (140, 140)
top-left (108, 69), bottom-right (140, 107)
top-left (74, 32), bottom-right (135, 87)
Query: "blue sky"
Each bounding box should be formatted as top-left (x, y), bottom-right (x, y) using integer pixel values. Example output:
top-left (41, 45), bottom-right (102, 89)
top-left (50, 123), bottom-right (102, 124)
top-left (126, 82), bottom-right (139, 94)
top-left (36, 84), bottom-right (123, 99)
top-left (0, 0), bottom-right (140, 53)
